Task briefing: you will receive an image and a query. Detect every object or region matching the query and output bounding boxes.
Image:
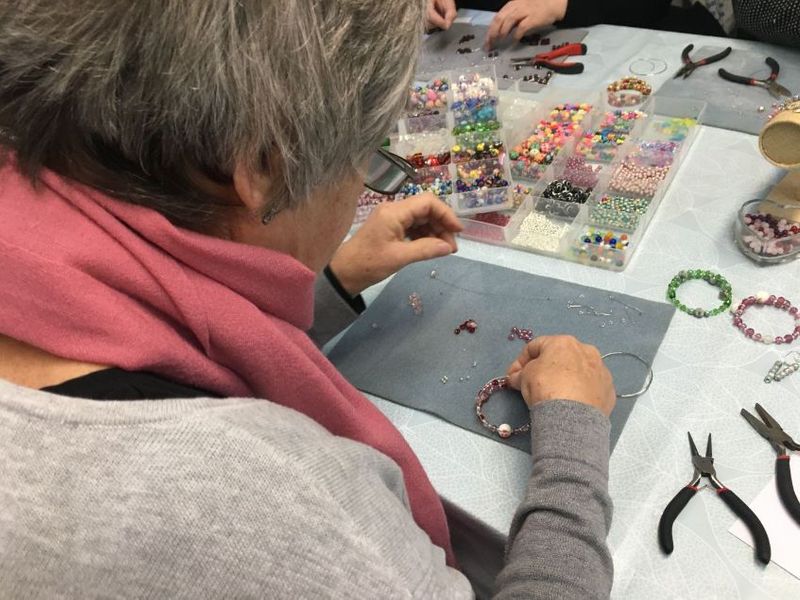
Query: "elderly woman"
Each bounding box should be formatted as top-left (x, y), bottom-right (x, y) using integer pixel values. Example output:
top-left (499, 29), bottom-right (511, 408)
top-left (0, 1), bottom-right (616, 598)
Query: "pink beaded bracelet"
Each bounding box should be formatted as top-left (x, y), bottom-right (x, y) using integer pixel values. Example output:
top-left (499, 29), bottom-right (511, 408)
top-left (475, 377), bottom-right (530, 439)
top-left (732, 291), bottom-right (800, 345)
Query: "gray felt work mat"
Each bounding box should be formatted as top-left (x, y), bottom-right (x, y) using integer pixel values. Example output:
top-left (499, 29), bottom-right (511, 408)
top-left (419, 23), bottom-right (589, 92)
top-left (656, 45), bottom-right (800, 135)
top-left (328, 256), bottom-right (675, 453)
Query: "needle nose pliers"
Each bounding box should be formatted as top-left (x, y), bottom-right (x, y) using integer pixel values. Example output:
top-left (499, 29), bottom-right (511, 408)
top-left (718, 57), bottom-right (794, 100)
top-left (658, 432), bottom-right (771, 565)
top-left (673, 44), bottom-right (732, 79)
top-left (741, 403), bottom-right (800, 526)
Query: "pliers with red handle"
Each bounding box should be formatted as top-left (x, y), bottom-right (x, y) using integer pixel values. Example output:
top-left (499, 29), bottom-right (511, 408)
top-left (509, 42), bottom-right (587, 75)
top-left (741, 403), bottom-right (800, 525)
top-left (658, 432), bottom-right (771, 565)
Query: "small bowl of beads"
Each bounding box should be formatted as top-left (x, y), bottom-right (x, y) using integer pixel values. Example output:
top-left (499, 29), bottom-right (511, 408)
top-left (735, 199), bottom-right (800, 265)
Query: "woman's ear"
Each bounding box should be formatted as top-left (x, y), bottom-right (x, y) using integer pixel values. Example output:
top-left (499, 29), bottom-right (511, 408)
top-left (232, 159), bottom-right (272, 214)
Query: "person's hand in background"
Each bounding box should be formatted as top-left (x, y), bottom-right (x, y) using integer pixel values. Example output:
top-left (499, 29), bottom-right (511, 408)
top-left (427, 0), bottom-right (457, 31)
top-left (485, 0), bottom-right (568, 49)
top-left (507, 335), bottom-right (616, 416)
top-left (329, 193), bottom-right (462, 296)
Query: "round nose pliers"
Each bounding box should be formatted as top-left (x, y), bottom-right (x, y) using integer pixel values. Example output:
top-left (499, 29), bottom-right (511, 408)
top-left (741, 403), bottom-right (800, 526)
top-left (658, 432), bottom-right (771, 565)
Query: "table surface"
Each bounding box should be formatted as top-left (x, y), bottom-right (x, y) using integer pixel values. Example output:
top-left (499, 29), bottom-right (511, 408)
top-left (334, 12), bottom-right (800, 599)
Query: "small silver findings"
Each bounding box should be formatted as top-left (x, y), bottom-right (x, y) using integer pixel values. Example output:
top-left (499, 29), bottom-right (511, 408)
top-left (609, 295), bottom-right (643, 315)
top-left (765, 359), bottom-right (783, 383)
top-left (441, 376), bottom-right (449, 384)
top-left (430, 270), bottom-right (438, 279)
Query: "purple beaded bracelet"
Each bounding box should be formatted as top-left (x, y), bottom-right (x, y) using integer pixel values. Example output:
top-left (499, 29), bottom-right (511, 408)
top-left (733, 291), bottom-right (800, 345)
top-left (475, 377), bottom-right (530, 439)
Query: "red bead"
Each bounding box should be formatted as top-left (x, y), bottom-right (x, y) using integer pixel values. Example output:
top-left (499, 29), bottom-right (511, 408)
top-left (784, 335), bottom-right (793, 344)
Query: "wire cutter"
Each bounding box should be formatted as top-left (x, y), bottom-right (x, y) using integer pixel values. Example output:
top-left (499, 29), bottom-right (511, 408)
top-left (719, 57), bottom-right (793, 100)
top-left (509, 43), bottom-right (587, 75)
top-left (658, 432), bottom-right (771, 565)
top-left (741, 403), bottom-right (800, 526)
top-left (673, 44), bottom-right (732, 79)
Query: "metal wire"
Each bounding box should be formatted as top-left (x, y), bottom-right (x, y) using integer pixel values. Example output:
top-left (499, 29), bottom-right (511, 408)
top-left (601, 351), bottom-right (654, 399)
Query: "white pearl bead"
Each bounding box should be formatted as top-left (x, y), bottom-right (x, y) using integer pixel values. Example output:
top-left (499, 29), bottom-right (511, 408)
top-left (497, 424), bottom-right (512, 438)
top-left (763, 335), bottom-right (774, 344)
top-left (756, 291), bottom-right (770, 303)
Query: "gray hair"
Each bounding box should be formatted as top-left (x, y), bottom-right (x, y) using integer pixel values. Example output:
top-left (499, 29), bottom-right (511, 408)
top-left (0, 1), bottom-right (425, 230)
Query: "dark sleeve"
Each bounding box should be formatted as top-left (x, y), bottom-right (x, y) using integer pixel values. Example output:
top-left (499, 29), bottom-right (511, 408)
top-left (733, 0), bottom-right (800, 47)
top-left (307, 267), bottom-right (366, 348)
top-left (559, 0), bottom-right (672, 28)
top-left (494, 400), bottom-right (613, 600)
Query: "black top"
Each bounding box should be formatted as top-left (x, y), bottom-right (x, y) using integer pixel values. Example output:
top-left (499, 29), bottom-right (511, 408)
top-left (460, 0), bottom-right (725, 36)
top-left (43, 368), bottom-right (217, 400)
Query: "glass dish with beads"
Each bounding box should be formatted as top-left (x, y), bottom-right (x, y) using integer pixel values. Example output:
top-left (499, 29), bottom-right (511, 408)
top-left (735, 198), bottom-right (800, 264)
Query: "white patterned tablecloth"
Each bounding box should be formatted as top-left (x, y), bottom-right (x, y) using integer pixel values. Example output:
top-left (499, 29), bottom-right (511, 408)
top-left (334, 16), bottom-right (800, 600)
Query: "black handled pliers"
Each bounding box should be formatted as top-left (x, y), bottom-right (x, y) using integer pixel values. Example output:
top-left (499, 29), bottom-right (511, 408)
top-left (719, 57), bottom-right (793, 100)
top-left (673, 44), bottom-right (732, 79)
top-left (658, 432), bottom-right (771, 565)
top-left (741, 403), bottom-right (800, 526)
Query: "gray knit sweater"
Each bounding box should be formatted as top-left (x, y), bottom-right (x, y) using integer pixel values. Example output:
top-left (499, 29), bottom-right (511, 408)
top-left (0, 276), bottom-right (613, 599)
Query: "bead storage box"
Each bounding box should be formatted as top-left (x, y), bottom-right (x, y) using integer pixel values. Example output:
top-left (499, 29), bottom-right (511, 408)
top-left (391, 65), bottom-right (516, 217)
top-left (574, 107), bottom-right (650, 163)
top-left (509, 153), bottom-right (615, 255)
top-left (505, 95), bottom-right (599, 184)
top-left (460, 95), bottom-right (706, 271)
top-left (563, 96), bottom-right (706, 271)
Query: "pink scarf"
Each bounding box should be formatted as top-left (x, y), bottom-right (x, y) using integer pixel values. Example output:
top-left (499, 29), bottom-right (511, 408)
top-left (0, 161), bottom-right (454, 564)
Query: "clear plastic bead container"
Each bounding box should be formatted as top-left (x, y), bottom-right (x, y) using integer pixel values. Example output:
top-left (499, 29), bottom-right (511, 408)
top-left (449, 156), bottom-right (512, 216)
top-left (506, 94), bottom-right (597, 183)
top-left (735, 198), bottom-right (800, 264)
top-left (391, 130), bottom-right (452, 162)
top-left (402, 72), bottom-right (451, 134)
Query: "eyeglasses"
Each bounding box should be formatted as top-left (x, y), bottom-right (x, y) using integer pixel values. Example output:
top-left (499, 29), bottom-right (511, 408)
top-left (364, 148), bottom-right (416, 195)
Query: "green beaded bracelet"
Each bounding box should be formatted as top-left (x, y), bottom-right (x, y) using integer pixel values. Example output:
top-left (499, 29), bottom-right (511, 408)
top-left (666, 269), bottom-right (733, 318)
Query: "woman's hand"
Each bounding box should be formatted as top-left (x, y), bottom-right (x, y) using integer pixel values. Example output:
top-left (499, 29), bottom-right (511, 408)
top-left (329, 194), bottom-right (463, 296)
top-left (427, 0), bottom-right (457, 31)
top-left (485, 0), bottom-right (568, 49)
top-left (507, 335), bottom-right (616, 416)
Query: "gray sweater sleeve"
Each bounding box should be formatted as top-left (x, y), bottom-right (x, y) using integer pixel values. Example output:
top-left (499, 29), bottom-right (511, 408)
top-left (495, 400), bottom-right (614, 600)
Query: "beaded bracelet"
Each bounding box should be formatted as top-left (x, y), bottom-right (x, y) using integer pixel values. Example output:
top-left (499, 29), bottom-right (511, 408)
top-left (666, 270), bottom-right (732, 318)
top-left (475, 377), bottom-right (530, 439)
top-left (607, 76), bottom-right (653, 96)
top-left (732, 291), bottom-right (800, 345)
top-left (477, 352), bottom-right (654, 439)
